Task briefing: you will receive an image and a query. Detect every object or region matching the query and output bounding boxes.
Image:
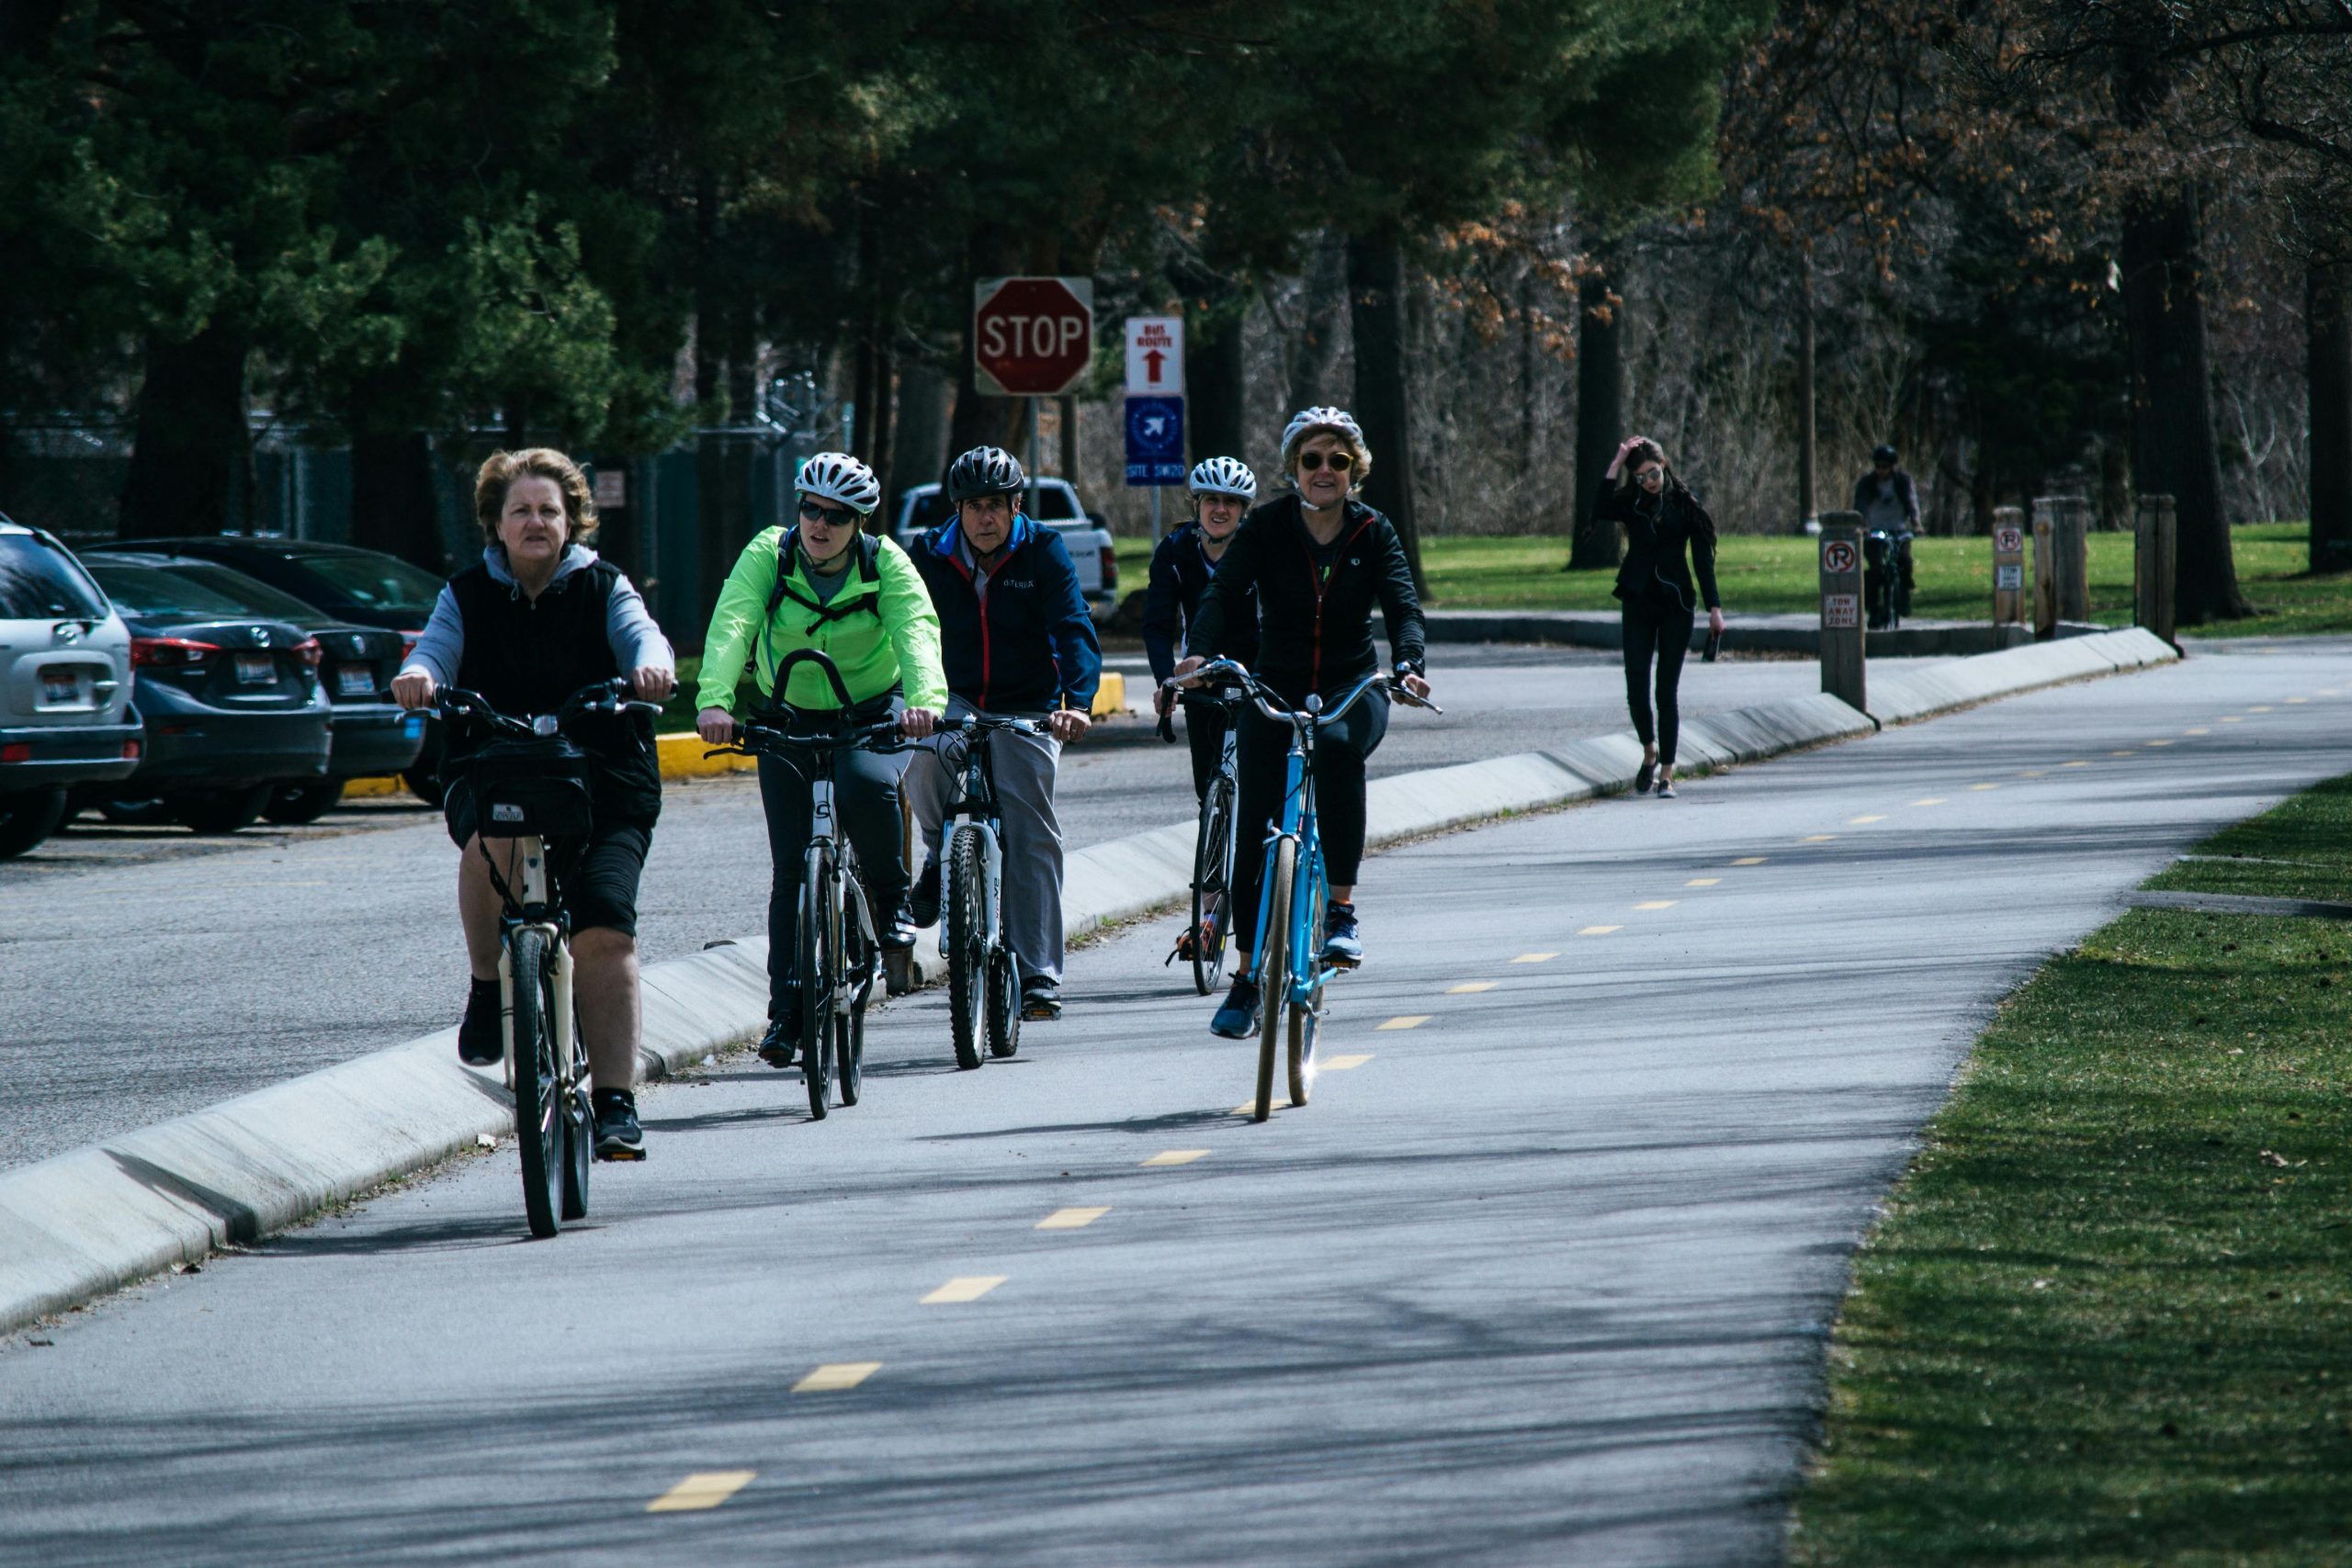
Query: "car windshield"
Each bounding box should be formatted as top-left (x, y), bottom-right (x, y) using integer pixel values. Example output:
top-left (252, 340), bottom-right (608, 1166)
top-left (292, 551), bottom-right (445, 620)
top-left (164, 561), bottom-right (329, 625)
top-left (0, 534), bottom-right (111, 620)
top-left (85, 560), bottom-right (254, 620)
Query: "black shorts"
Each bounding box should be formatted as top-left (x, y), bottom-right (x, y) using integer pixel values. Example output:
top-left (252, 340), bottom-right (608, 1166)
top-left (444, 780), bottom-right (653, 938)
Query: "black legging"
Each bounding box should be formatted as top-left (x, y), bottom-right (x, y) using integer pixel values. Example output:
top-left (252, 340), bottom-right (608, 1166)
top-left (1181, 697), bottom-right (1232, 801)
top-left (757, 743), bottom-right (909, 1014)
top-left (1230, 690), bottom-right (1389, 957)
top-left (1622, 592), bottom-right (1695, 767)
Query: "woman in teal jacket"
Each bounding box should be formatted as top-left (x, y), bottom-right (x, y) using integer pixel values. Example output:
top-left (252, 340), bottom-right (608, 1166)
top-left (697, 452), bottom-right (948, 1064)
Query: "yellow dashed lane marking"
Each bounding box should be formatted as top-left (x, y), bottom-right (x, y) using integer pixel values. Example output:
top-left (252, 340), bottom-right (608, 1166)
top-left (2186, 728), bottom-right (2211, 735)
top-left (1732, 856), bottom-right (1767, 865)
top-left (794, 1363), bottom-right (880, 1393)
top-left (1037, 1207), bottom-right (1109, 1230)
top-left (1633, 900), bottom-right (1678, 910)
top-left (2109, 750), bottom-right (2136, 757)
top-left (1911, 798), bottom-right (1946, 807)
top-left (1848, 815), bottom-right (1886, 825)
top-left (1378, 1015), bottom-right (1430, 1031)
top-left (2288, 697), bottom-right (2309, 705)
top-left (1511, 952), bottom-right (1557, 963)
top-left (2062, 761), bottom-right (2091, 768)
top-left (1801, 834), bottom-right (1836, 842)
top-left (2018, 770), bottom-right (2047, 777)
top-left (1448, 981), bottom-right (1498, 993)
top-left (2221, 716), bottom-right (2245, 724)
top-left (1323, 1054), bottom-right (1373, 1070)
top-left (1142, 1149), bottom-right (1208, 1167)
top-left (922, 1276), bottom-right (1007, 1304)
top-left (1576, 926), bottom-right (1620, 936)
top-left (1686, 877), bottom-right (1721, 886)
top-left (2321, 690), bottom-right (2341, 696)
top-left (648, 1471), bottom-right (756, 1513)
top-left (2250, 705), bottom-right (2274, 713)
top-left (1970, 783), bottom-right (2000, 791)
top-left (2144, 739), bottom-right (2174, 747)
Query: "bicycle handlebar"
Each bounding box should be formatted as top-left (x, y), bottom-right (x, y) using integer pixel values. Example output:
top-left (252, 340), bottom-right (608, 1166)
top-left (715, 711), bottom-right (915, 761)
top-left (933, 714), bottom-right (1046, 737)
top-left (1165, 659), bottom-right (1442, 726)
top-left (436, 677), bottom-right (660, 735)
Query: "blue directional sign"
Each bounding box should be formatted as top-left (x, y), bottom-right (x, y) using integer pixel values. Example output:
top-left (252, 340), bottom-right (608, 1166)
top-left (1125, 395), bottom-right (1185, 486)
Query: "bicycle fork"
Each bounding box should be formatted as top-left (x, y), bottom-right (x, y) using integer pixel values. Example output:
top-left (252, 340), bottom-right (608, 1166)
top-left (495, 832), bottom-right (573, 1091)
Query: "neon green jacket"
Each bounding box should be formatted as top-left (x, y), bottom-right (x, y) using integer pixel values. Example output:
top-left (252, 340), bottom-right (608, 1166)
top-left (697, 526), bottom-right (949, 714)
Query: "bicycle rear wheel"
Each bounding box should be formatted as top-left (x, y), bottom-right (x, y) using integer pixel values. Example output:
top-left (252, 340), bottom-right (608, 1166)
top-left (799, 863), bottom-right (833, 1119)
top-left (837, 882), bottom-right (872, 1106)
top-left (1191, 775), bottom-right (1235, 996)
top-left (509, 928), bottom-right (564, 1237)
top-left (1254, 839), bottom-right (1295, 1123)
top-left (945, 826), bottom-right (987, 1070)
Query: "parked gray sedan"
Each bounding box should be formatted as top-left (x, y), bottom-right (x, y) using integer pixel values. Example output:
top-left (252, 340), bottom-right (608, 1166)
top-left (0, 519), bottom-right (141, 858)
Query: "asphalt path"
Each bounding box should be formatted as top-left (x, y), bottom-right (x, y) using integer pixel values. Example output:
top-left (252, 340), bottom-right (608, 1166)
top-left (4, 641), bottom-right (2348, 1566)
top-left (0, 645), bottom-right (1825, 1170)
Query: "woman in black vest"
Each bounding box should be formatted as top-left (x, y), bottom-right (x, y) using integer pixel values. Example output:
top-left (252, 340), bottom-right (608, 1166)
top-left (393, 448), bottom-right (675, 1158)
top-left (1598, 435), bottom-right (1723, 799)
top-left (1176, 407), bottom-right (1430, 1040)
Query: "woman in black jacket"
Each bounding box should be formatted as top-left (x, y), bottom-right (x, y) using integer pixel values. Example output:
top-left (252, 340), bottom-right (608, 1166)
top-left (1177, 407), bottom-right (1430, 1039)
top-left (1598, 435), bottom-right (1724, 798)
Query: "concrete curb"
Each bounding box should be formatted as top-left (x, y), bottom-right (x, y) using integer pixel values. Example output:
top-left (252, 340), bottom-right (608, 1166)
top-left (0, 631), bottom-right (2177, 1335)
top-left (1425, 607), bottom-right (2118, 660)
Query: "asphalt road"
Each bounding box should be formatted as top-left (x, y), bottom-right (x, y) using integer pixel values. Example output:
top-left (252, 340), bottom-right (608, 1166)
top-left (3, 641), bottom-right (2347, 1566)
top-left (0, 645), bottom-right (1826, 1171)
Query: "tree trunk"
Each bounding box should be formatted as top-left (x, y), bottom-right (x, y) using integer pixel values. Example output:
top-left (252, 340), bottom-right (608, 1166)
top-left (349, 427), bottom-right (446, 572)
top-left (894, 360), bottom-right (952, 512)
top-left (693, 171), bottom-right (759, 649)
top-left (1517, 267), bottom-right (1538, 477)
top-left (1186, 299), bottom-right (1249, 465)
top-left (870, 343), bottom-right (896, 513)
top-left (120, 326), bottom-right (253, 538)
top-left (2120, 186), bottom-right (2247, 622)
top-left (1286, 231), bottom-right (1349, 411)
top-left (1346, 226), bottom-right (1427, 599)
top-left (1797, 260), bottom-right (1817, 527)
top-left (2308, 261), bottom-right (2352, 573)
top-left (1568, 250), bottom-right (1623, 570)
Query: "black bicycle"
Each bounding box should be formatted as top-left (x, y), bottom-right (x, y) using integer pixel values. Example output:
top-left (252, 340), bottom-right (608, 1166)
top-left (1161, 684), bottom-right (1244, 996)
top-left (930, 712), bottom-right (1044, 1070)
top-left (439, 677), bottom-right (660, 1238)
top-left (1865, 525), bottom-right (1916, 630)
top-left (709, 649), bottom-right (914, 1120)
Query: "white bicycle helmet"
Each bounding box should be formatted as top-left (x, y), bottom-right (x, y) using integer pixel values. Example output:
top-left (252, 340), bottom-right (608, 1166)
top-left (1187, 455), bottom-right (1258, 502)
top-left (797, 451), bottom-right (882, 516)
top-left (1279, 405), bottom-right (1366, 464)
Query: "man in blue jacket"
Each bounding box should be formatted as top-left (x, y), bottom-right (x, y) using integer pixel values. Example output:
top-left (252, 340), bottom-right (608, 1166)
top-left (904, 446), bottom-right (1102, 1020)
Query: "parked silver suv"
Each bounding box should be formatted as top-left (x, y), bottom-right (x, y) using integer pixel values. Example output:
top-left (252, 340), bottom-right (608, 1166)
top-left (0, 518), bottom-right (141, 858)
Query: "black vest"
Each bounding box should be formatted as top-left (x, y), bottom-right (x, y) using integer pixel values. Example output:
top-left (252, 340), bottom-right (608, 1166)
top-left (447, 559), bottom-right (662, 825)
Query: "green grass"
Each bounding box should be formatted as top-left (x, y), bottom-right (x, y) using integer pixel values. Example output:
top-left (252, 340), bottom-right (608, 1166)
top-left (1120, 523), bottom-right (2350, 636)
top-left (1790, 777), bottom-right (2352, 1566)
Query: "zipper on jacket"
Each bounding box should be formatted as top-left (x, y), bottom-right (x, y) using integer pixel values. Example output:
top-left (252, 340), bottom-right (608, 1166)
top-left (1300, 510), bottom-right (1374, 694)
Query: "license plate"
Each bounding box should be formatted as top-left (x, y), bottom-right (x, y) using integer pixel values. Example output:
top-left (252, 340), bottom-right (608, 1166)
top-left (40, 667), bottom-right (78, 704)
top-left (336, 663), bottom-right (375, 696)
top-left (235, 652), bottom-right (277, 685)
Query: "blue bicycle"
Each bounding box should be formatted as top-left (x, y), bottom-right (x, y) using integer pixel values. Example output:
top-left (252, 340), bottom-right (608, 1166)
top-left (1172, 659), bottom-right (1440, 1122)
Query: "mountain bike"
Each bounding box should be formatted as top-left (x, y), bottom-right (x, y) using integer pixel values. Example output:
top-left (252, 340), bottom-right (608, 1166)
top-left (1864, 525), bottom-right (1916, 630)
top-left (440, 677), bottom-right (660, 1238)
top-left (709, 649), bottom-right (912, 1120)
top-left (930, 712), bottom-right (1044, 1070)
top-left (1178, 660), bottom-right (1440, 1122)
top-left (1160, 684), bottom-right (1243, 996)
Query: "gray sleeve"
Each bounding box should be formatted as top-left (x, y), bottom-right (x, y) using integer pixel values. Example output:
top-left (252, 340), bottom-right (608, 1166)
top-left (605, 572), bottom-right (673, 673)
top-left (398, 585), bottom-right (464, 686)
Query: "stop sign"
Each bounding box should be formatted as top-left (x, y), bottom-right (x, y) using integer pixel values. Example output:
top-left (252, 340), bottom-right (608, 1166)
top-left (972, 276), bottom-right (1095, 397)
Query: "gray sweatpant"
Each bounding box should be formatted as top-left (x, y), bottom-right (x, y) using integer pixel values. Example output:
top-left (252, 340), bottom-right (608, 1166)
top-left (903, 697), bottom-right (1066, 984)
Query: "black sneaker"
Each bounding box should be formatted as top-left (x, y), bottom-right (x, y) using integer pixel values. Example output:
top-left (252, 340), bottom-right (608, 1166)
top-left (1020, 976), bottom-right (1062, 1021)
top-left (1210, 977), bottom-right (1261, 1039)
top-left (757, 1010), bottom-right (798, 1069)
top-left (876, 895), bottom-right (917, 952)
top-left (908, 860), bottom-right (941, 927)
top-left (458, 978), bottom-right (503, 1066)
top-left (592, 1089), bottom-right (644, 1160)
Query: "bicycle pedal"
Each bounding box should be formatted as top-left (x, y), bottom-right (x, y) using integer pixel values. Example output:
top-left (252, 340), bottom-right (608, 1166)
top-left (1326, 953), bottom-right (1363, 971)
top-left (594, 1147), bottom-right (646, 1163)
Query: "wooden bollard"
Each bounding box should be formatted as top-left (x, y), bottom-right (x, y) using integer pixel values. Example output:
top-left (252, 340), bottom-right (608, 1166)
top-left (1818, 511), bottom-right (1865, 712)
top-left (1992, 505), bottom-right (2026, 626)
top-left (2135, 492), bottom-right (2177, 646)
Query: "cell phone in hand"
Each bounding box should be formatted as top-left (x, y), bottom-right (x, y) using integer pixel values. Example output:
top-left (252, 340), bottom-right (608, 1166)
top-left (1702, 628), bottom-right (1722, 663)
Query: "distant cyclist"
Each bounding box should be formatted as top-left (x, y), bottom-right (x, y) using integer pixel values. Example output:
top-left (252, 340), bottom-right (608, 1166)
top-left (1853, 442), bottom-right (1919, 629)
top-left (902, 446), bottom-right (1102, 1021)
top-left (1598, 434), bottom-right (1721, 799)
top-left (393, 447), bottom-right (675, 1159)
top-left (696, 452), bottom-right (946, 1068)
top-left (1146, 455), bottom-right (1259, 801)
top-left (1174, 407), bottom-right (1429, 1039)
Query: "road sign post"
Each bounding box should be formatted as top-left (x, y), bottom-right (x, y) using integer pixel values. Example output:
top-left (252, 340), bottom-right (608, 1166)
top-left (2135, 491), bottom-right (2177, 647)
top-left (1818, 512), bottom-right (1866, 712)
top-left (1992, 507), bottom-right (2026, 626)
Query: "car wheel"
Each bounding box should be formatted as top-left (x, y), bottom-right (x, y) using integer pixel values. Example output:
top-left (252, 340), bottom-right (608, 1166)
top-left (401, 765), bottom-right (445, 807)
top-left (96, 797), bottom-right (175, 827)
top-left (170, 785), bottom-right (273, 834)
top-left (263, 779), bottom-right (345, 826)
top-left (0, 787), bottom-right (68, 860)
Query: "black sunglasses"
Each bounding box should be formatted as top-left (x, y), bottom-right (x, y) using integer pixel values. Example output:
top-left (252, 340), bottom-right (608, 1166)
top-left (1297, 449), bottom-right (1354, 472)
top-left (797, 498), bottom-right (860, 527)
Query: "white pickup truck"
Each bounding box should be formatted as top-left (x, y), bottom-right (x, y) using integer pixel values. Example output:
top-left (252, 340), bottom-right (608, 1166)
top-left (892, 479), bottom-right (1119, 613)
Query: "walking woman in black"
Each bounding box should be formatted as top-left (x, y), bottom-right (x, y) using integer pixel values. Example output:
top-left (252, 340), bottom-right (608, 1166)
top-left (1599, 435), bottom-right (1723, 798)
top-left (1175, 406), bottom-right (1430, 1039)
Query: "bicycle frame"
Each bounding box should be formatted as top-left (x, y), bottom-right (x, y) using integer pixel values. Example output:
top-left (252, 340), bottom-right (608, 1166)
top-left (491, 835), bottom-right (575, 1093)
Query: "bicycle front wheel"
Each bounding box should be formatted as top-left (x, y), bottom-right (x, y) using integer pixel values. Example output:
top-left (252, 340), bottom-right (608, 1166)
top-left (508, 928), bottom-right (564, 1238)
top-left (798, 864), bottom-right (833, 1119)
top-left (1289, 883), bottom-right (1324, 1108)
top-left (837, 880), bottom-right (871, 1106)
top-left (1192, 776), bottom-right (1235, 997)
top-left (1254, 838), bottom-right (1295, 1123)
top-left (945, 826), bottom-right (987, 1070)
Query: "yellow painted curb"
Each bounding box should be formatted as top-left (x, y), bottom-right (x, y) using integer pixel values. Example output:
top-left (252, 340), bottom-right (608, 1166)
top-left (343, 674), bottom-right (1130, 802)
